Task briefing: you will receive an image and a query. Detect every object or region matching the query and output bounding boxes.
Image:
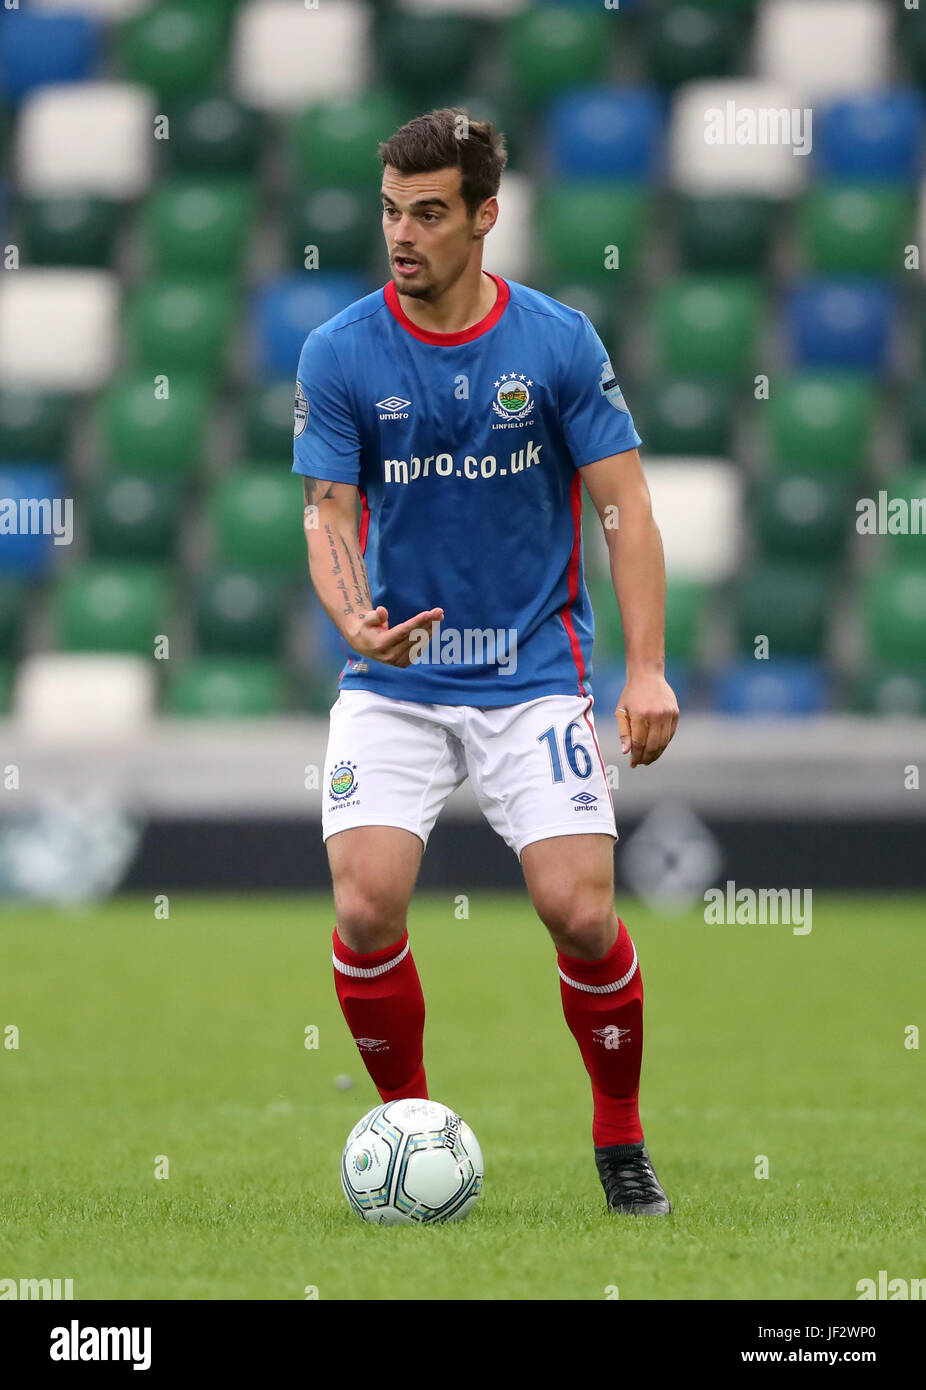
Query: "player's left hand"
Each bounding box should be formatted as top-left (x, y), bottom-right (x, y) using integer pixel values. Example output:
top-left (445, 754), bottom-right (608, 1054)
top-left (616, 674), bottom-right (679, 768)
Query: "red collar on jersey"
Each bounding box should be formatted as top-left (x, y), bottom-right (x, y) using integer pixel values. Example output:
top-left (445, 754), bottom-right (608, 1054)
top-left (383, 271), bottom-right (510, 345)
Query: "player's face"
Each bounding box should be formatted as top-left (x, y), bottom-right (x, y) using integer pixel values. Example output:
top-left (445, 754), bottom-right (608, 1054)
top-left (381, 166), bottom-right (487, 300)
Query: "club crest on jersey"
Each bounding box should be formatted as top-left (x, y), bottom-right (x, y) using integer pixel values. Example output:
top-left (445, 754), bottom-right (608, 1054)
top-left (598, 360), bottom-right (629, 413)
top-left (294, 381), bottom-right (309, 437)
top-left (329, 762), bottom-right (359, 800)
top-left (492, 372), bottom-right (535, 423)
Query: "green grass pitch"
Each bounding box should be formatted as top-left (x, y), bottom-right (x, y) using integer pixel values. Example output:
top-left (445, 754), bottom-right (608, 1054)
top-left (1, 892), bottom-right (923, 1301)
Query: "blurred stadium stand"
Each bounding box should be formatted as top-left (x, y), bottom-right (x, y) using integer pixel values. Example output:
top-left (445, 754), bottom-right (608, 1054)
top-left (0, 0), bottom-right (923, 892)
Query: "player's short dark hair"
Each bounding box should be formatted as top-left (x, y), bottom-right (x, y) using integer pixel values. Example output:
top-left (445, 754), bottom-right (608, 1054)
top-left (378, 108), bottom-right (508, 220)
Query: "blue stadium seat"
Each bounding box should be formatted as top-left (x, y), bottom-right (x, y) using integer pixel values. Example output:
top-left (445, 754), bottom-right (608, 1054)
top-left (252, 273), bottom-right (370, 376)
top-left (547, 89), bottom-right (664, 180)
top-left (0, 463), bottom-right (65, 577)
top-left (815, 91), bottom-right (924, 183)
top-left (0, 11), bottom-right (99, 101)
top-left (714, 660), bottom-right (828, 717)
top-left (785, 279), bottom-right (896, 372)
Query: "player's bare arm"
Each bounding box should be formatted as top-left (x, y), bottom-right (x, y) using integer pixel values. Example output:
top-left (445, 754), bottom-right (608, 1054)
top-left (302, 476), bottom-right (443, 668)
top-left (581, 448), bottom-right (679, 768)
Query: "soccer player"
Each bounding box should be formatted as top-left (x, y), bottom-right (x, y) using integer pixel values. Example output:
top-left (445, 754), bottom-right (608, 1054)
top-left (294, 110), bottom-right (679, 1216)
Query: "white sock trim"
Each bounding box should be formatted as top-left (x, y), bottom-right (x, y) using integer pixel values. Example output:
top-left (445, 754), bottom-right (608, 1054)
top-left (558, 945), bottom-right (638, 994)
top-left (332, 939), bottom-right (410, 979)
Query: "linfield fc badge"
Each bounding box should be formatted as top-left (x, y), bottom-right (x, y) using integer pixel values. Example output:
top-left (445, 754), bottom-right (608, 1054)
top-left (598, 360), bottom-right (629, 413)
top-left (294, 381), bottom-right (309, 437)
top-left (329, 761), bottom-right (359, 801)
top-left (491, 372), bottom-right (535, 423)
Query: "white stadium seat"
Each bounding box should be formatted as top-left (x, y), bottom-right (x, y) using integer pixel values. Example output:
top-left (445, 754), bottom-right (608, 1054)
top-left (755, 0), bottom-right (890, 100)
top-left (670, 80), bottom-right (810, 197)
top-left (645, 460), bottom-right (743, 582)
top-left (483, 172), bottom-right (534, 283)
top-left (0, 270), bottom-right (119, 392)
top-left (16, 83), bottom-right (154, 199)
top-left (233, 0), bottom-right (370, 112)
top-left (13, 655), bottom-right (157, 742)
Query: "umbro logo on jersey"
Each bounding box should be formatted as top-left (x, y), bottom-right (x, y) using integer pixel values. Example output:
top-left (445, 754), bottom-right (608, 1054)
top-left (376, 395), bottom-right (411, 419)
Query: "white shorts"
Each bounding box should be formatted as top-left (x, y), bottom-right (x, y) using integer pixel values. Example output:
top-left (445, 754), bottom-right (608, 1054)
top-left (321, 689), bottom-right (618, 858)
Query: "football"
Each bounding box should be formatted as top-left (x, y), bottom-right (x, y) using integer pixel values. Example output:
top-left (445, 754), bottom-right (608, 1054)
top-left (340, 1098), bottom-right (484, 1225)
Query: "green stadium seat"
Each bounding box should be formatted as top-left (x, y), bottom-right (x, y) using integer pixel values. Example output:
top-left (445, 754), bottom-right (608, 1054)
top-left (375, 13), bottom-right (485, 103)
top-left (851, 665), bottom-right (926, 717)
top-left (734, 563), bottom-right (832, 658)
top-left (166, 656), bottom-right (284, 717)
top-left (145, 179), bottom-right (253, 275)
top-left (800, 186), bottom-right (914, 274)
top-left (287, 187), bottom-right (378, 272)
top-left (19, 196), bottom-right (121, 268)
top-left (163, 95), bottom-right (262, 175)
top-left (878, 468), bottom-right (926, 569)
top-left (754, 474), bottom-right (851, 564)
top-left (0, 659), bottom-right (12, 715)
top-left (503, 7), bottom-right (610, 105)
top-left (665, 577), bottom-right (707, 662)
top-left (907, 387), bottom-right (926, 459)
top-left (589, 573), bottom-right (623, 659)
top-left (244, 381), bottom-right (298, 463)
top-left (87, 474), bottom-right (181, 561)
top-left (864, 567), bottom-right (926, 664)
top-left (655, 276), bottom-right (761, 377)
top-left (117, 3), bottom-right (227, 98)
top-left (55, 562), bottom-right (170, 654)
top-left (125, 277), bottom-right (236, 380)
top-left (0, 579), bottom-right (27, 657)
top-left (539, 185), bottom-right (649, 281)
top-left (636, 379), bottom-right (734, 456)
top-left (0, 389), bottom-right (70, 460)
top-left (547, 282), bottom-right (622, 361)
top-left (643, 4), bottom-right (741, 88)
top-left (292, 92), bottom-right (406, 188)
top-left (99, 374), bottom-right (209, 478)
top-left (767, 375), bottom-right (875, 473)
top-left (676, 195), bottom-right (772, 271)
top-left (195, 570), bottom-right (286, 655)
top-left (213, 472), bottom-right (305, 572)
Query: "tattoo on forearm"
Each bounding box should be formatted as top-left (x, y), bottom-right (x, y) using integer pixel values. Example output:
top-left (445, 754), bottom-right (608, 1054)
top-left (344, 544), bottom-right (373, 611)
top-left (322, 522), bottom-right (353, 617)
top-left (303, 477), bottom-right (336, 506)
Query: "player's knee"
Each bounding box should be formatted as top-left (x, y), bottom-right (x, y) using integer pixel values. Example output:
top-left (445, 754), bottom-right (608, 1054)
top-left (334, 889), bottom-right (408, 953)
top-left (537, 894), bottom-right (617, 959)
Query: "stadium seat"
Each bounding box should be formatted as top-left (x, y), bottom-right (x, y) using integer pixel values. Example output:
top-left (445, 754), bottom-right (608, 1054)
top-left (538, 184), bottom-right (649, 280)
top-left (864, 567), bottom-right (926, 664)
top-left (12, 652), bottom-right (156, 738)
top-left (755, 0), bottom-right (890, 100)
top-left (548, 282), bottom-right (622, 363)
top-left (851, 666), bottom-right (926, 717)
top-left (876, 468), bottom-right (926, 570)
top-left (0, 389), bottom-right (70, 460)
top-left (0, 464), bottom-right (66, 579)
top-left (55, 562), bottom-right (170, 654)
top-left (908, 386), bottom-right (926, 460)
top-left (162, 95), bottom-right (263, 175)
top-left (99, 373), bottom-right (209, 478)
top-left (903, 6), bottom-right (926, 88)
top-left (815, 91), bottom-right (924, 183)
top-left (766, 374), bottom-right (875, 471)
top-left (0, 10), bottom-right (100, 101)
top-left (588, 573), bottom-right (624, 659)
top-left (233, 0), bottom-right (371, 111)
top-left (0, 269), bottom-right (119, 392)
top-left (546, 90), bottom-right (664, 181)
top-left (714, 658), bottom-right (828, 716)
top-left (16, 82), bottom-right (154, 198)
top-left (481, 172), bottom-right (534, 282)
top-left (195, 570), bottom-right (287, 655)
top-left (145, 180), bottom-right (254, 276)
top-left (676, 195), bottom-right (773, 271)
top-left (785, 279), bottom-right (896, 372)
top-left (800, 186), bottom-right (914, 274)
top-left (670, 81), bottom-right (809, 197)
top-left (87, 473), bottom-right (181, 561)
top-left (664, 577), bottom-right (708, 662)
top-left (642, 4), bottom-right (742, 88)
top-left (286, 187), bottom-right (379, 273)
top-left (166, 655), bottom-right (284, 717)
top-left (502, 6), bottom-right (611, 106)
top-left (244, 380), bottom-right (298, 463)
top-left (19, 196), bottom-right (122, 269)
top-left (655, 276), bottom-right (761, 377)
top-left (374, 11), bottom-right (486, 103)
top-left (213, 472), bottom-right (304, 572)
top-left (635, 380), bottom-right (735, 457)
top-left (0, 660), bottom-right (11, 715)
top-left (252, 273), bottom-right (370, 377)
top-left (754, 473), bottom-right (851, 564)
top-left (291, 91), bottom-right (406, 189)
top-left (646, 460), bottom-right (742, 581)
top-left (734, 562), bottom-right (831, 657)
top-left (117, 3), bottom-right (227, 98)
top-left (126, 277), bottom-right (237, 381)
top-left (0, 579), bottom-right (27, 657)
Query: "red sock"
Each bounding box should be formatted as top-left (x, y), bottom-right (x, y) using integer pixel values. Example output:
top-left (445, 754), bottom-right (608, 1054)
top-left (332, 927), bottom-right (428, 1102)
top-left (557, 918), bottom-right (644, 1147)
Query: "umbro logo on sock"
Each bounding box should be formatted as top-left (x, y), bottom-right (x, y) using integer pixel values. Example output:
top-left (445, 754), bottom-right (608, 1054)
top-left (354, 1037), bottom-right (389, 1051)
top-left (592, 1026), bottom-right (632, 1050)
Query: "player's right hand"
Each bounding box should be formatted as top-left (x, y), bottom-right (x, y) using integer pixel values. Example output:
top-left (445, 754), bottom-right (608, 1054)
top-left (346, 606), bottom-right (444, 668)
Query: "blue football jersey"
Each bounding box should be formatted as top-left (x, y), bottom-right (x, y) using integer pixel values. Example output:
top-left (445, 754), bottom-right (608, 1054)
top-left (292, 273), bottom-right (641, 705)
